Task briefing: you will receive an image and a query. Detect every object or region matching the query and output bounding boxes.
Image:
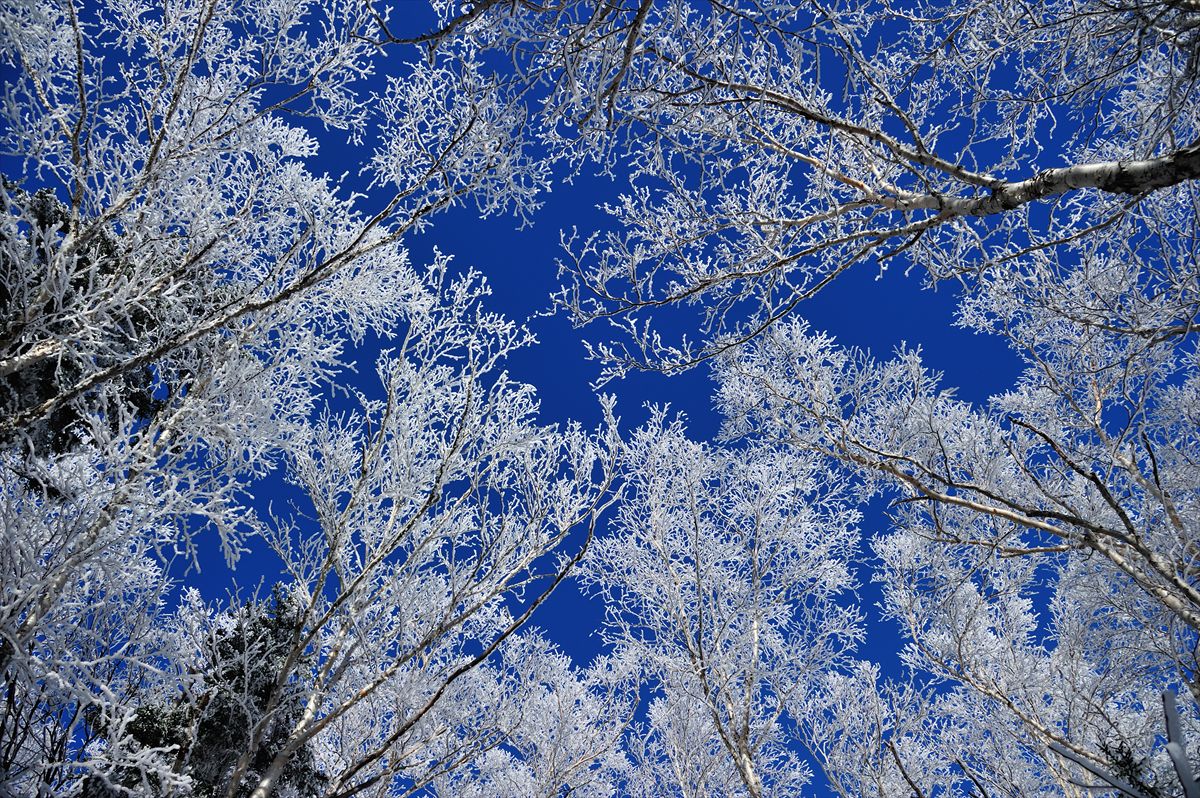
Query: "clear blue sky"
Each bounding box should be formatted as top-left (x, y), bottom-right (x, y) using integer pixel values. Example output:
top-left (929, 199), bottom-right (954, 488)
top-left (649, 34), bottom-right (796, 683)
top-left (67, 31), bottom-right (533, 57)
top-left (183, 5), bottom-right (1025, 677)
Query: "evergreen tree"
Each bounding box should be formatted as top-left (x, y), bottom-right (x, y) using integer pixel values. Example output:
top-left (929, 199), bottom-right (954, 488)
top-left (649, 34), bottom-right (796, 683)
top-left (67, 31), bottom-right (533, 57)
top-left (186, 587), bottom-right (325, 798)
top-left (0, 184), bottom-right (170, 459)
top-left (85, 587), bottom-right (325, 798)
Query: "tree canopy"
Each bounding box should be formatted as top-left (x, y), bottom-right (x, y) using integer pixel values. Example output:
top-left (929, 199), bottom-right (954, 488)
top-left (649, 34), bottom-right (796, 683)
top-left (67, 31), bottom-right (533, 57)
top-left (1, 0), bottom-right (1198, 796)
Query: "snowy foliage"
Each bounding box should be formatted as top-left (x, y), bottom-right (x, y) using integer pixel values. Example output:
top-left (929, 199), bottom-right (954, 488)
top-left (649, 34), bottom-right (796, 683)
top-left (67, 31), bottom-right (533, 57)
top-left (579, 415), bottom-right (861, 797)
top-left (3, 0), bottom-right (1199, 796)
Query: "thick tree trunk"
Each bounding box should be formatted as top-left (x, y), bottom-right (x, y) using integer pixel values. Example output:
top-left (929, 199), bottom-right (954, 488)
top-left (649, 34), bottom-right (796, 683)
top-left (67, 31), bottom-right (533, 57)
top-left (891, 139), bottom-right (1200, 216)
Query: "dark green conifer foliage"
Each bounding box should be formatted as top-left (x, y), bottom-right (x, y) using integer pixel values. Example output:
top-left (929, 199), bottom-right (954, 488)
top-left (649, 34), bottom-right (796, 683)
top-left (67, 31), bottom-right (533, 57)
top-left (186, 586), bottom-right (325, 798)
top-left (0, 185), bottom-right (168, 458)
top-left (83, 587), bottom-right (325, 798)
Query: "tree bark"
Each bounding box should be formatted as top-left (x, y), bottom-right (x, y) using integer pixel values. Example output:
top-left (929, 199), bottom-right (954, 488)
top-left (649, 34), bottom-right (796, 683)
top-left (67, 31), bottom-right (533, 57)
top-left (890, 139), bottom-right (1200, 216)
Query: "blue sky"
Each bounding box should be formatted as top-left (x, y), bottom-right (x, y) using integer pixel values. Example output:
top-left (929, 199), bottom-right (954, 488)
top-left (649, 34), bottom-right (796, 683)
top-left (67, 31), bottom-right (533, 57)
top-left (7, 3), bottom-right (1196, 795)
top-left (177, 58), bottom-right (1028, 671)
top-left (78, 0), bottom-right (1033, 706)
top-left (404, 159), bottom-right (1026, 666)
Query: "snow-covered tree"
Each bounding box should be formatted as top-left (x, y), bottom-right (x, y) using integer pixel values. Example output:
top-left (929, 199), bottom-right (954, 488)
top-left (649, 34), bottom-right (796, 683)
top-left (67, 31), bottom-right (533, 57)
top-left (0, 253), bottom-right (619, 796)
top-left (714, 303), bottom-right (1200, 795)
top-left (0, 529), bottom-right (181, 796)
top-left (411, 633), bottom-right (635, 798)
top-left (580, 413), bottom-right (861, 797)
top-left (7, 0), bottom-right (1200, 796)
top-left (0, 0), bottom-right (615, 795)
top-left (398, 0), bottom-right (1199, 375)
top-left (393, 2), bottom-right (1200, 793)
top-left (221, 264), bottom-right (618, 798)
